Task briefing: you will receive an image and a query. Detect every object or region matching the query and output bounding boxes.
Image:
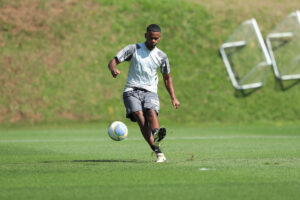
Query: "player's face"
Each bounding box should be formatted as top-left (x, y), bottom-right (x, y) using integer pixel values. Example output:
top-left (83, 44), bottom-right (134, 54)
top-left (145, 31), bottom-right (161, 50)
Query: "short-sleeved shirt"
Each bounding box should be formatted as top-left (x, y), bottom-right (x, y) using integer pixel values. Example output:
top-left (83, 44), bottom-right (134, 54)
top-left (115, 42), bottom-right (170, 93)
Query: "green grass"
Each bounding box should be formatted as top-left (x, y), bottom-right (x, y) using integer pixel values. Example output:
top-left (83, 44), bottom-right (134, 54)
top-left (1, 0), bottom-right (300, 125)
top-left (1, 124), bottom-right (300, 199)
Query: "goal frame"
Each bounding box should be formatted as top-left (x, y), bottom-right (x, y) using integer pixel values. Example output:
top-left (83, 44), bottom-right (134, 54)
top-left (220, 19), bottom-right (272, 90)
top-left (266, 10), bottom-right (300, 80)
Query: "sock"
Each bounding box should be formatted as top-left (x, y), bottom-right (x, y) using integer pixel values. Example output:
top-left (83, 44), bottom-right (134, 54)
top-left (151, 145), bottom-right (162, 154)
top-left (152, 128), bottom-right (159, 135)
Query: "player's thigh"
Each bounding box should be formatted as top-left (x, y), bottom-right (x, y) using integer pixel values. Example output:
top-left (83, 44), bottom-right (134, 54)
top-left (132, 110), bottom-right (145, 123)
top-left (143, 92), bottom-right (160, 114)
top-left (123, 91), bottom-right (143, 113)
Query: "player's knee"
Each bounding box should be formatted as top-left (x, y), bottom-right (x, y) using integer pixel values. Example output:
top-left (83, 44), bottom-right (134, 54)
top-left (146, 109), bottom-right (157, 118)
top-left (132, 111), bottom-right (144, 121)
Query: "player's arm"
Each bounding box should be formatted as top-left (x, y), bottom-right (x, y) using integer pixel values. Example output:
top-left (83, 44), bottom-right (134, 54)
top-left (108, 57), bottom-right (120, 78)
top-left (108, 44), bottom-right (136, 78)
top-left (163, 73), bottom-right (180, 109)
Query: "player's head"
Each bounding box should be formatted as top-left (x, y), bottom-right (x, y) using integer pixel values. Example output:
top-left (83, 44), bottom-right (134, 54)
top-left (146, 24), bottom-right (161, 33)
top-left (145, 24), bottom-right (161, 50)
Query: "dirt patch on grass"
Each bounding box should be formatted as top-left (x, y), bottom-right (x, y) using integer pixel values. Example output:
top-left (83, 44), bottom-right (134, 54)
top-left (0, 0), bottom-right (77, 123)
top-left (0, 0), bottom-right (104, 123)
top-left (0, 0), bottom-right (77, 35)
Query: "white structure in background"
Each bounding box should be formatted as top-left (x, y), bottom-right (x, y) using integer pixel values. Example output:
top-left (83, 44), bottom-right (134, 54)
top-left (220, 19), bottom-right (272, 90)
top-left (266, 11), bottom-right (300, 80)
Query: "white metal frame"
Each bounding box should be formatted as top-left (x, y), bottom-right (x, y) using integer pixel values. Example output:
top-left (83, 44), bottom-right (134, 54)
top-left (220, 19), bottom-right (272, 90)
top-left (266, 11), bottom-right (300, 80)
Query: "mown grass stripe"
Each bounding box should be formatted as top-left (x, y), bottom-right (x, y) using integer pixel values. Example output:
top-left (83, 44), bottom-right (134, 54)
top-left (1, 135), bottom-right (299, 143)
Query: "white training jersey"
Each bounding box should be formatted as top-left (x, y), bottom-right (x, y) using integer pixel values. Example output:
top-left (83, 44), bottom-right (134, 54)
top-left (115, 42), bottom-right (170, 93)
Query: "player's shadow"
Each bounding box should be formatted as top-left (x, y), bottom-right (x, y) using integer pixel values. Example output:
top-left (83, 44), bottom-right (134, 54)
top-left (41, 159), bottom-right (147, 164)
top-left (71, 159), bottom-right (147, 163)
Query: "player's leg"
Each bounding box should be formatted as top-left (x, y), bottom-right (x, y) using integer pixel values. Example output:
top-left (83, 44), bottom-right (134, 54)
top-left (143, 91), bottom-right (160, 136)
top-left (145, 109), bottom-right (167, 162)
top-left (145, 109), bottom-right (166, 144)
top-left (134, 111), bottom-right (165, 163)
top-left (143, 90), bottom-right (167, 162)
top-left (145, 109), bottom-right (159, 131)
top-left (132, 110), bottom-right (154, 147)
top-left (123, 90), bottom-right (166, 162)
top-left (123, 91), bottom-right (158, 152)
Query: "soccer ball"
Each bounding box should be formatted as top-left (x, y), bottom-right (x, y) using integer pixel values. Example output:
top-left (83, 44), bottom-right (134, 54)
top-left (108, 121), bottom-right (128, 141)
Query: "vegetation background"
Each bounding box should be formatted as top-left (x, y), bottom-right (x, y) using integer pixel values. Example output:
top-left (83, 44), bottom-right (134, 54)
top-left (1, 0), bottom-right (299, 126)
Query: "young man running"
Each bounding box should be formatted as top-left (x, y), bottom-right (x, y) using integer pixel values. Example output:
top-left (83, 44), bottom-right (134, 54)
top-left (108, 24), bottom-right (180, 162)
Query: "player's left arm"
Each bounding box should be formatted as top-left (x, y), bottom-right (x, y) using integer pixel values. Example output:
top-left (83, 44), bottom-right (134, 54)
top-left (163, 73), bottom-right (180, 109)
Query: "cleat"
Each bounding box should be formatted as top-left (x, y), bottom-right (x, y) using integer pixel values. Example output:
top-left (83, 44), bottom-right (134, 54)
top-left (153, 128), bottom-right (166, 147)
top-left (155, 153), bottom-right (167, 163)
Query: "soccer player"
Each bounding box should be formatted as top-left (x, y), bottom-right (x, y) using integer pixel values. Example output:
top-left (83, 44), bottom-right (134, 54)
top-left (108, 24), bottom-right (180, 163)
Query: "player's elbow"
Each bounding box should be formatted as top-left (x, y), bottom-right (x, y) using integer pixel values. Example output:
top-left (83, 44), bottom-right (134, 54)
top-left (163, 73), bottom-right (171, 81)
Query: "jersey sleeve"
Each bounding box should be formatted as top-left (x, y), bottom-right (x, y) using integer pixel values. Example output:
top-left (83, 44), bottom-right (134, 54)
top-left (115, 44), bottom-right (136, 63)
top-left (159, 52), bottom-right (171, 74)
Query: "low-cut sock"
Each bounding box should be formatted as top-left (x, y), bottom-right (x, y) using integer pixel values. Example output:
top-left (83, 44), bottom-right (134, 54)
top-left (151, 145), bottom-right (162, 154)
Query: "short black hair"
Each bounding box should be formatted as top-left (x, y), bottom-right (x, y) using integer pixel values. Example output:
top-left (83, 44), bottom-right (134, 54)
top-left (146, 24), bottom-right (161, 33)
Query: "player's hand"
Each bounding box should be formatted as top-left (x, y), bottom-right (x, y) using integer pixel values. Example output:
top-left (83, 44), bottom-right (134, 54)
top-left (110, 68), bottom-right (120, 78)
top-left (172, 98), bottom-right (180, 109)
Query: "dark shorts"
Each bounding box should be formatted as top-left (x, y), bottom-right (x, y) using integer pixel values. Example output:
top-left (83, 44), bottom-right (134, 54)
top-left (123, 88), bottom-right (160, 122)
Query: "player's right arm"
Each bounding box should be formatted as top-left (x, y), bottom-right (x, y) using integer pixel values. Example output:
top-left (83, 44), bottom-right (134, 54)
top-left (108, 58), bottom-right (120, 78)
top-left (108, 44), bottom-right (136, 78)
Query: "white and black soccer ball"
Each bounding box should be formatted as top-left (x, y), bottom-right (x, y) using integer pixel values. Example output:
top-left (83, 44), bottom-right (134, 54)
top-left (108, 121), bottom-right (128, 141)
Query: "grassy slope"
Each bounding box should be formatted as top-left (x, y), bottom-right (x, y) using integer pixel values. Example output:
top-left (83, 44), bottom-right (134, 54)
top-left (0, 125), bottom-right (300, 199)
top-left (0, 0), bottom-right (300, 125)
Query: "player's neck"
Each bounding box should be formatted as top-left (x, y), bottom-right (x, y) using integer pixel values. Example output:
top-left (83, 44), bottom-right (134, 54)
top-left (144, 42), bottom-right (155, 51)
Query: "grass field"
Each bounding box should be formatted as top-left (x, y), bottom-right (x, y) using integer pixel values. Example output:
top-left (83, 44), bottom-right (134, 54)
top-left (1, 124), bottom-right (300, 199)
top-left (1, 1), bottom-right (300, 199)
top-left (1, 0), bottom-right (300, 125)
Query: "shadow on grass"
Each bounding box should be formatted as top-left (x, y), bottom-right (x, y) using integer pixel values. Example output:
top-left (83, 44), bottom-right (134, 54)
top-left (234, 87), bottom-right (260, 97)
top-left (72, 159), bottom-right (146, 163)
top-left (41, 159), bottom-right (148, 164)
top-left (275, 79), bottom-right (300, 91)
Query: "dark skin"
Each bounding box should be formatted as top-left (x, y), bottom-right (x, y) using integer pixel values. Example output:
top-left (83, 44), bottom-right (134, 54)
top-left (108, 31), bottom-right (180, 148)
